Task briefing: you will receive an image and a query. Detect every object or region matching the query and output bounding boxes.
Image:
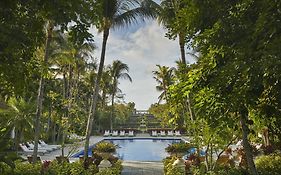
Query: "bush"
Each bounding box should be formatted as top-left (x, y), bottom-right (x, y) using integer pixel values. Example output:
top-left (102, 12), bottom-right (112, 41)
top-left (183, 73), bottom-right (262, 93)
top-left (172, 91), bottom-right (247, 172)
top-left (45, 160), bottom-right (98, 175)
top-left (13, 160), bottom-right (42, 175)
top-left (163, 157), bottom-right (185, 175)
top-left (255, 154), bottom-right (281, 175)
top-left (0, 158), bottom-right (120, 175)
top-left (0, 162), bottom-right (13, 175)
top-left (214, 166), bottom-right (249, 175)
top-left (165, 142), bottom-right (192, 154)
top-left (93, 142), bottom-right (116, 153)
top-left (96, 160), bottom-right (122, 175)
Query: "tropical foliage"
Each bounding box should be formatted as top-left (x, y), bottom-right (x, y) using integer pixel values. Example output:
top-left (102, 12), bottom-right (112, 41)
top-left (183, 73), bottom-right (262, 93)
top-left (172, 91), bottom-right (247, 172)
top-left (83, 0), bottom-right (158, 158)
top-left (1, 0), bottom-right (280, 174)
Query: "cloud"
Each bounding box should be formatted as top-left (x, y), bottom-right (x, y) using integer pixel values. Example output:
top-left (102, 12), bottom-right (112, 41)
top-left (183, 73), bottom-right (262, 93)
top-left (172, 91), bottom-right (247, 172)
top-left (91, 20), bottom-right (194, 109)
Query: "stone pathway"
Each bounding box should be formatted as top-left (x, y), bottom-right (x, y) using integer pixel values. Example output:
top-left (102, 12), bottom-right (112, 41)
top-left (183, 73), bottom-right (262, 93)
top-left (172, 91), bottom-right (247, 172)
top-left (121, 161), bottom-right (164, 175)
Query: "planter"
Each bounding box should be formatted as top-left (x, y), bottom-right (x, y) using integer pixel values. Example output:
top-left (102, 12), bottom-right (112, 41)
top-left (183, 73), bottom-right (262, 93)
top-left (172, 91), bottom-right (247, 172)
top-left (97, 152), bottom-right (113, 169)
top-left (98, 159), bottom-right (112, 169)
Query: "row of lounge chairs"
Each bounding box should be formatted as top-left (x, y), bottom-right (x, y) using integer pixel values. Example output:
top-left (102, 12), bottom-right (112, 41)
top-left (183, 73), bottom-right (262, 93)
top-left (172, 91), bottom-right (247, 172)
top-left (103, 130), bottom-right (134, 137)
top-left (19, 140), bottom-right (61, 155)
top-left (68, 133), bottom-right (85, 140)
top-left (151, 130), bottom-right (181, 137)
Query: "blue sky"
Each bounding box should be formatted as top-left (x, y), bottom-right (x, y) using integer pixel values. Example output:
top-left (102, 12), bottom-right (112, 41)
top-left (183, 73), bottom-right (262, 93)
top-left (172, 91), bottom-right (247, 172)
top-left (90, 20), bottom-right (196, 110)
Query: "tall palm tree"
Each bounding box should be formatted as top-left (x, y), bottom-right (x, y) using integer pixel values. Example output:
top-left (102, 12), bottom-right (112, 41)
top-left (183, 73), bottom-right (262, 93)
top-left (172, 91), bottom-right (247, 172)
top-left (49, 33), bottom-right (95, 156)
top-left (109, 60), bottom-right (132, 130)
top-left (33, 21), bottom-right (53, 162)
top-left (84, 0), bottom-right (158, 158)
top-left (153, 65), bottom-right (174, 103)
top-left (157, 0), bottom-right (187, 64)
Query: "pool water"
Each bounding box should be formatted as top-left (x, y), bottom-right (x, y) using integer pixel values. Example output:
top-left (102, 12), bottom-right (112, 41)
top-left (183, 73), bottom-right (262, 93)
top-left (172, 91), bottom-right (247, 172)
top-left (72, 138), bottom-right (181, 161)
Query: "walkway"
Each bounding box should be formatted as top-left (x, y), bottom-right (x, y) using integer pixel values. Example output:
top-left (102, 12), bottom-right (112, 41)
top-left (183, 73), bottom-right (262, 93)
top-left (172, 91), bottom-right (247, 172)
top-left (122, 161), bottom-right (164, 175)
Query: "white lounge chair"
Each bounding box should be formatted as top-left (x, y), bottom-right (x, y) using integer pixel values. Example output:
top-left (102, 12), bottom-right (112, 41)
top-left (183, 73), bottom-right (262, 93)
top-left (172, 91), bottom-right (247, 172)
top-left (34, 141), bottom-right (56, 151)
top-left (167, 130), bottom-right (174, 136)
top-left (152, 131), bottom-right (158, 137)
top-left (69, 133), bottom-right (85, 140)
top-left (39, 140), bottom-right (61, 149)
top-left (103, 130), bottom-right (110, 137)
top-left (160, 131), bottom-right (166, 137)
top-left (120, 130), bottom-right (125, 137)
top-left (128, 130), bottom-right (134, 137)
top-left (19, 143), bottom-right (46, 155)
top-left (112, 131), bottom-right (118, 137)
top-left (175, 130), bottom-right (181, 137)
top-left (26, 142), bottom-right (51, 152)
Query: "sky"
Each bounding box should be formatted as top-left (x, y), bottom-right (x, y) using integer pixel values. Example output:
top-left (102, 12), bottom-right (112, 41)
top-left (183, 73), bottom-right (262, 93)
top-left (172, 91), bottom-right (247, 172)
top-left (90, 20), bottom-right (196, 110)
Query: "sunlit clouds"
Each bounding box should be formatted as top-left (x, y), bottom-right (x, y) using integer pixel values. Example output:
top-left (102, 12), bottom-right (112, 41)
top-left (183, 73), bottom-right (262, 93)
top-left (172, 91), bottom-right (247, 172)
top-left (90, 20), bottom-right (194, 109)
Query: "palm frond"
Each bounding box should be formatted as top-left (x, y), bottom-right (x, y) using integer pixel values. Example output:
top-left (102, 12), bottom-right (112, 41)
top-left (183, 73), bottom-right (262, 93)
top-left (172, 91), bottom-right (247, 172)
top-left (112, 0), bottom-right (158, 29)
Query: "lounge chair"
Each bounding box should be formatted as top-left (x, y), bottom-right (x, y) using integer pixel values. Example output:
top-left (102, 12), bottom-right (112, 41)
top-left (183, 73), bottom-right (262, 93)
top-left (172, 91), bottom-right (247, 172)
top-left (103, 130), bottom-right (110, 137)
top-left (128, 130), bottom-right (134, 137)
top-left (175, 130), bottom-right (181, 137)
top-left (39, 140), bottom-right (61, 149)
top-left (26, 142), bottom-right (51, 152)
top-left (152, 130), bottom-right (158, 137)
top-left (160, 131), bottom-right (166, 137)
top-left (120, 130), bottom-right (125, 137)
top-left (69, 133), bottom-right (85, 140)
top-left (19, 143), bottom-right (46, 155)
top-left (112, 131), bottom-right (118, 137)
top-left (167, 130), bottom-right (174, 137)
top-left (34, 141), bottom-right (56, 151)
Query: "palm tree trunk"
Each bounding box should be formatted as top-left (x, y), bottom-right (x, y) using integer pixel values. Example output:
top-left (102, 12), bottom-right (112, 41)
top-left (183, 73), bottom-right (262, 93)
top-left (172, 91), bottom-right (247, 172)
top-left (186, 93), bottom-right (194, 121)
top-left (110, 92), bottom-right (115, 131)
top-left (32, 21), bottom-right (53, 163)
top-left (84, 28), bottom-right (110, 158)
top-left (178, 32), bottom-right (186, 65)
top-left (240, 107), bottom-right (258, 175)
top-left (52, 120), bottom-right (56, 144)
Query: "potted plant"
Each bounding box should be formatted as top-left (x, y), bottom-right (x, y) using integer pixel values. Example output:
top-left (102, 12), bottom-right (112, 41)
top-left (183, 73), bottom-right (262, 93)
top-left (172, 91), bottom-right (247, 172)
top-left (165, 142), bottom-right (192, 157)
top-left (93, 141), bottom-right (117, 169)
top-left (93, 141), bottom-right (116, 159)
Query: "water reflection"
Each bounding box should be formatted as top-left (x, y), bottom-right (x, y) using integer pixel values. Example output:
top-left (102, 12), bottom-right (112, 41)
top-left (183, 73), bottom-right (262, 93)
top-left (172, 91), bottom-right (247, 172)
top-left (110, 139), bottom-right (181, 161)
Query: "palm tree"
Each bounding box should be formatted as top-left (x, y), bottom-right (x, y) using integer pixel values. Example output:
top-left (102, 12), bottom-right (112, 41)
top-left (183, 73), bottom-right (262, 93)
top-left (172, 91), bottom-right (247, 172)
top-left (100, 68), bottom-right (112, 110)
top-left (84, 0), bottom-right (158, 158)
top-left (109, 60), bottom-right (132, 130)
top-left (49, 33), bottom-right (96, 156)
top-left (33, 21), bottom-right (54, 162)
top-left (6, 97), bottom-right (35, 152)
top-left (157, 0), bottom-right (187, 64)
top-left (153, 65), bottom-right (174, 103)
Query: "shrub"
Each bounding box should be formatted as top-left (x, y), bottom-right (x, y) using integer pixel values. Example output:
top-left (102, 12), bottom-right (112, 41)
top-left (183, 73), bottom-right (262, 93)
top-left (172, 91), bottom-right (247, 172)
top-left (165, 142), bottom-right (192, 154)
top-left (1, 158), bottom-right (120, 175)
top-left (163, 157), bottom-right (185, 175)
top-left (45, 160), bottom-right (98, 175)
top-left (0, 162), bottom-right (13, 175)
top-left (255, 154), bottom-right (281, 175)
top-left (214, 166), bottom-right (249, 175)
top-left (93, 142), bottom-right (116, 153)
top-left (96, 160), bottom-right (122, 175)
top-left (13, 160), bottom-right (42, 175)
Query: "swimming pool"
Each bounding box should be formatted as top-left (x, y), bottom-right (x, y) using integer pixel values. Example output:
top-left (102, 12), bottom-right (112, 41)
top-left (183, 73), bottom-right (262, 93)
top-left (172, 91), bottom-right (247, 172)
top-left (72, 138), bottom-right (182, 161)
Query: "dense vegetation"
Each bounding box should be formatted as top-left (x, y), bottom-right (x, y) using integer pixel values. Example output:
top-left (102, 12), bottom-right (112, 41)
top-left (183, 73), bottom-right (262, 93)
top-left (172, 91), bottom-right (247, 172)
top-left (1, 0), bottom-right (281, 174)
top-left (150, 0), bottom-right (281, 174)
